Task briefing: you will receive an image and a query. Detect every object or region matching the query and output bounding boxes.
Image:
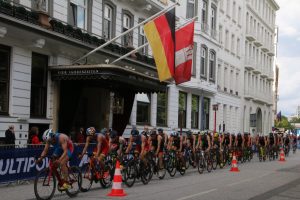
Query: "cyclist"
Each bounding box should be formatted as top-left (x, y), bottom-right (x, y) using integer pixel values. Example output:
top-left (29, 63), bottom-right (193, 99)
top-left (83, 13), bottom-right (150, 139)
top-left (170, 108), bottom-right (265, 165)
top-left (258, 134), bottom-right (266, 159)
top-left (222, 132), bottom-right (232, 149)
top-left (149, 129), bottom-right (164, 169)
top-left (292, 134), bottom-right (297, 150)
top-left (268, 132), bottom-right (275, 156)
top-left (168, 131), bottom-right (185, 170)
top-left (37, 129), bottom-right (74, 190)
top-left (158, 128), bottom-right (168, 149)
top-left (79, 127), bottom-right (98, 159)
top-left (185, 130), bottom-right (196, 167)
top-left (283, 134), bottom-right (290, 153)
top-left (108, 130), bottom-right (125, 156)
top-left (126, 128), bottom-right (149, 163)
top-left (235, 133), bottom-right (244, 158)
top-left (197, 131), bottom-right (211, 153)
top-left (212, 132), bottom-right (223, 167)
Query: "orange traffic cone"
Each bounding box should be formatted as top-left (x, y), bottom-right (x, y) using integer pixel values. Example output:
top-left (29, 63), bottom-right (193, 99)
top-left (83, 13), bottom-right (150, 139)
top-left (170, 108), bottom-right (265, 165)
top-left (107, 160), bottom-right (127, 197)
top-left (230, 152), bottom-right (240, 172)
top-left (279, 147), bottom-right (286, 162)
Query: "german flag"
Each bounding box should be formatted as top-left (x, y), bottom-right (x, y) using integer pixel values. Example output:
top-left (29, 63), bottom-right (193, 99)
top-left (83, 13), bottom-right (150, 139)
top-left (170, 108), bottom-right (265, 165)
top-left (144, 9), bottom-right (175, 82)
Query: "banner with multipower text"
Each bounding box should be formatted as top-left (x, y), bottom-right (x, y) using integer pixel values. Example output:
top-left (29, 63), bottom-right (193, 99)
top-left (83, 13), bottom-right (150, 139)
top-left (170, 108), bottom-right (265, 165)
top-left (0, 144), bottom-right (96, 183)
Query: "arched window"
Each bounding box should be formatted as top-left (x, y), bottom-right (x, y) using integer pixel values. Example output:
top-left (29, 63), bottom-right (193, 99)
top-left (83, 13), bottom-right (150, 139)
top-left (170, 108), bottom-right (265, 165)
top-left (200, 45), bottom-right (207, 78)
top-left (209, 50), bottom-right (216, 81)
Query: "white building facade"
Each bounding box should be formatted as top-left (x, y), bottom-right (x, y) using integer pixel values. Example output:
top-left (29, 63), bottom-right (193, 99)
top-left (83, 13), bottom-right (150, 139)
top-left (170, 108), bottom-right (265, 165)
top-left (0, 0), bottom-right (279, 145)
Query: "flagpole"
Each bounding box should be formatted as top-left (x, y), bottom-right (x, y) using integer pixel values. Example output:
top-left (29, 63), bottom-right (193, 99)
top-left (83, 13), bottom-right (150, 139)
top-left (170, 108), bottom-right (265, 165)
top-left (110, 16), bottom-right (198, 65)
top-left (111, 42), bottom-right (149, 64)
top-left (72, 1), bottom-right (180, 64)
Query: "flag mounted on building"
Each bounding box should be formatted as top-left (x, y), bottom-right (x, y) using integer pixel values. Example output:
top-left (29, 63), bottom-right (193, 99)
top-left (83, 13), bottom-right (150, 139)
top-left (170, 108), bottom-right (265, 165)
top-left (143, 9), bottom-right (175, 82)
top-left (174, 21), bottom-right (195, 84)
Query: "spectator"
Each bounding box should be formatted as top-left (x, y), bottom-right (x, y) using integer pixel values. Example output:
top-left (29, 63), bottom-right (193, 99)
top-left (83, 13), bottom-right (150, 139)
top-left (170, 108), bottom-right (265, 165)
top-left (28, 126), bottom-right (41, 144)
top-left (5, 125), bottom-right (15, 145)
top-left (76, 127), bottom-right (85, 143)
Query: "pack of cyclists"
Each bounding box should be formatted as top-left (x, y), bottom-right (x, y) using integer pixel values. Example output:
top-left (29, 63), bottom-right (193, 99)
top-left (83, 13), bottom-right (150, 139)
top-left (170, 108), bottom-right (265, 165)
top-left (37, 127), bottom-right (298, 192)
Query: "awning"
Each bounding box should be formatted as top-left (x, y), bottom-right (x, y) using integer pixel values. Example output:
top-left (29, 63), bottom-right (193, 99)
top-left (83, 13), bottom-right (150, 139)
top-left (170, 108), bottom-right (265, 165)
top-left (136, 93), bottom-right (150, 103)
top-left (49, 64), bottom-right (168, 93)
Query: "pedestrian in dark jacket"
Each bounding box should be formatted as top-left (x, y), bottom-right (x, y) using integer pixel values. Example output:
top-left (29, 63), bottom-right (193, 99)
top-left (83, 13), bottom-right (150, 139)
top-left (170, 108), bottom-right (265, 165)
top-left (5, 125), bottom-right (15, 146)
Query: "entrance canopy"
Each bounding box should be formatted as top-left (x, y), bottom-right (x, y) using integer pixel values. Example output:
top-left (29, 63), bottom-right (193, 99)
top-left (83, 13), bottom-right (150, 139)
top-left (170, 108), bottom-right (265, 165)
top-left (50, 64), bottom-right (168, 93)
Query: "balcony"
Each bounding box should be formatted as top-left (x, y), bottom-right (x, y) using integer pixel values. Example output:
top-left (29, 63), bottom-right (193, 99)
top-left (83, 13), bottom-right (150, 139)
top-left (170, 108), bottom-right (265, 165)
top-left (246, 29), bottom-right (256, 41)
top-left (244, 87), bottom-right (254, 100)
top-left (261, 41), bottom-right (269, 52)
top-left (268, 45), bottom-right (275, 56)
top-left (254, 35), bottom-right (263, 47)
top-left (245, 56), bottom-right (255, 70)
top-left (129, 0), bottom-right (169, 13)
top-left (267, 70), bottom-right (274, 81)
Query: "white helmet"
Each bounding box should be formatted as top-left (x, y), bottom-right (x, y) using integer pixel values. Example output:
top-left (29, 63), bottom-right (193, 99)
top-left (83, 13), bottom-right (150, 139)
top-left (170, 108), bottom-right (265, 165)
top-left (43, 129), bottom-right (54, 142)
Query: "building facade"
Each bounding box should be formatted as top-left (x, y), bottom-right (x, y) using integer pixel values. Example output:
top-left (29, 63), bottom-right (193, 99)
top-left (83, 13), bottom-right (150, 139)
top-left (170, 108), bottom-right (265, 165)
top-left (0, 0), bottom-right (279, 145)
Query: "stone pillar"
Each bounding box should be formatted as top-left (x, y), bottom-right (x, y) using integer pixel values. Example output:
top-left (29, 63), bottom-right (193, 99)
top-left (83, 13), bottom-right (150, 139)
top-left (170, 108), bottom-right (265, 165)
top-left (186, 93), bottom-right (192, 129)
top-left (150, 93), bottom-right (157, 128)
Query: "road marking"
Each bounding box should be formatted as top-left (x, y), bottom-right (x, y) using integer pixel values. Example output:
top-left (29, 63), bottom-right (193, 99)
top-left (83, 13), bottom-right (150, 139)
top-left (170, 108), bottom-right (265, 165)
top-left (176, 189), bottom-right (217, 200)
top-left (228, 178), bottom-right (253, 186)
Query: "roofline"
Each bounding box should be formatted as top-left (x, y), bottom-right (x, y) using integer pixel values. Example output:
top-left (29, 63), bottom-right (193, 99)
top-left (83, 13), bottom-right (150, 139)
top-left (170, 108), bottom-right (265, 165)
top-left (269, 0), bottom-right (280, 11)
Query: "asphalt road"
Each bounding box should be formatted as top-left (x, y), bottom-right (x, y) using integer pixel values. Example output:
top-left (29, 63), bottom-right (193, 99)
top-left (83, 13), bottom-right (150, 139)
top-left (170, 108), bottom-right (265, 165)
top-left (1, 152), bottom-right (300, 200)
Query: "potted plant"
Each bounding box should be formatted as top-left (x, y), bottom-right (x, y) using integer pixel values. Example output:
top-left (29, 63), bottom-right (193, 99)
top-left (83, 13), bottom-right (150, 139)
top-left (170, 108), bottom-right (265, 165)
top-left (33, 0), bottom-right (51, 28)
top-left (49, 19), bottom-right (64, 34)
top-left (73, 28), bottom-right (83, 40)
top-left (64, 24), bottom-right (74, 37)
top-left (14, 6), bottom-right (28, 21)
top-left (0, 1), bottom-right (13, 16)
top-left (91, 36), bottom-right (100, 46)
top-left (28, 11), bottom-right (39, 25)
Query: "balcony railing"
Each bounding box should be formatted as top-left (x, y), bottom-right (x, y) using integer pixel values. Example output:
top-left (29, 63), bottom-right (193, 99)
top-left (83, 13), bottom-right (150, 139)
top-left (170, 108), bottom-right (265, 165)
top-left (0, 0), bottom-right (155, 66)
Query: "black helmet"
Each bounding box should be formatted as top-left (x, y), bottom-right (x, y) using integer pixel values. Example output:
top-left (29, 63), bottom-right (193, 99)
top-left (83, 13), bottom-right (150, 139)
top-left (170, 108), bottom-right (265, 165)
top-left (131, 129), bottom-right (139, 136)
top-left (110, 130), bottom-right (118, 139)
top-left (186, 130), bottom-right (192, 136)
top-left (158, 128), bottom-right (163, 133)
top-left (150, 130), bottom-right (157, 136)
top-left (141, 131), bottom-right (149, 137)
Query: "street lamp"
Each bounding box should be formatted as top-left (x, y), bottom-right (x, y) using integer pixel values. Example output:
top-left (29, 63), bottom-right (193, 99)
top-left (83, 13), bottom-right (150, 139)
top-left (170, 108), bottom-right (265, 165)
top-left (213, 104), bottom-right (218, 133)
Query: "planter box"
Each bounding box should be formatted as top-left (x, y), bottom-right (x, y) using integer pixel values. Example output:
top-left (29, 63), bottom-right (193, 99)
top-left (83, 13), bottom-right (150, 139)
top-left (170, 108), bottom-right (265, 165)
top-left (28, 11), bottom-right (39, 25)
top-left (0, 6), bottom-right (13, 16)
top-left (64, 25), bottom-right (74, 37)
top-left (83, 33), bottom-right (92, 44)
top-left (73, 29), bottom-right (83, 40)
top-left (91, 36), bottom-right (100, 46)
top-left (14, 6), bottom-right (28, 21)
top-left (50, 20), bottom-right (64, 34)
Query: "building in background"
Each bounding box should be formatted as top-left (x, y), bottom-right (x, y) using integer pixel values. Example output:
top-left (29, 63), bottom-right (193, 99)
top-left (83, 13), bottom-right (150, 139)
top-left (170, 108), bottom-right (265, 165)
top-left (0, 0), bottom-right (280, 145)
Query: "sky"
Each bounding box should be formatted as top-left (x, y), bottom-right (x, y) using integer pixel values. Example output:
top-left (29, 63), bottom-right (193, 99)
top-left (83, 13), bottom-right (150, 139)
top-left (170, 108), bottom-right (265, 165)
top-left (276, 0), bottom-right (300, 116)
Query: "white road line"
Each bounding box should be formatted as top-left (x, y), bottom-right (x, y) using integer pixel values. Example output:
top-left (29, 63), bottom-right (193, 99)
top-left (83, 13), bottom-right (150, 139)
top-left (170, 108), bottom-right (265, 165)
top-left (176, 189), bottom-right (217, 200)
top-left (228, 178), bottom-right (253, 186)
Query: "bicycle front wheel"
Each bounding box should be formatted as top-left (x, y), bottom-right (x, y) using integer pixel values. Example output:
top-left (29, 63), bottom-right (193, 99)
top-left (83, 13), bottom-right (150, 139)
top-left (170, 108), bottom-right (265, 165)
top-left (66, 166), bottom-right (82, 198)
top-left (34, 167), bottom-right (56, 200)
top-left (80, 163), bottom-right (93, 192)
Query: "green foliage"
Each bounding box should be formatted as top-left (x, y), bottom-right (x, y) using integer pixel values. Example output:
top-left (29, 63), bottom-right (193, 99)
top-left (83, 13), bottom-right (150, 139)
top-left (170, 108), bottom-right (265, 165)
top-left (275, 115), bottom-right (295, 130)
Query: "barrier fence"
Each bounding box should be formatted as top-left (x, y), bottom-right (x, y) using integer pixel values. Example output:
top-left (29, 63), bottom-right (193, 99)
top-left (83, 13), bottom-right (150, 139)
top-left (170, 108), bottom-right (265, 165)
top-left (0, 143), bottom-right (96, 184)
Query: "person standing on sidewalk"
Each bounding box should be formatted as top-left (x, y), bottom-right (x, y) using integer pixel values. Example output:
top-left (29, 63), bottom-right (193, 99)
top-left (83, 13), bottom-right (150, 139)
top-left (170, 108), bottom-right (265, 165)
top-left (5, 125), bottom-right (15, 147)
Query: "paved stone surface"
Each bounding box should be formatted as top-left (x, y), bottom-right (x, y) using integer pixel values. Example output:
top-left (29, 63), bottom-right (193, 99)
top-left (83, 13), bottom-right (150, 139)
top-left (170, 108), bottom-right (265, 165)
top-left (1, 152), bottom-right (300, 200)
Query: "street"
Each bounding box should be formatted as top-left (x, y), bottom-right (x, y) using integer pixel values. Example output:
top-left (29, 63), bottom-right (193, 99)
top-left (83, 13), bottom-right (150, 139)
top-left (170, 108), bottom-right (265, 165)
top-left (1, 152), bottom-right (300, 200)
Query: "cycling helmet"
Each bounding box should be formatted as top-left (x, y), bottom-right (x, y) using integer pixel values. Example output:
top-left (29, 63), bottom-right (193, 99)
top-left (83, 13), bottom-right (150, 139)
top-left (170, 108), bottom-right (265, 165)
top-left (110, 130), bottom-right (118, 139)
top-left (214, 132), bottom-right (219, 138)
top-left (100, 128), bottom-right (107, 135)
top-left (141, 131), bottom-right (149, 137)
top-left (131, 129), bottom-right (139, 136)
top-left (186, 130), bottom-right (192, 136)
top-left (158, 128), bottom-right (163, 133)
top-left (86, 127), bottom-right (96, 136)
top-left (42, 129), bottom-right (54, 142)
top-left (170, 131), bottom-right (178, 137)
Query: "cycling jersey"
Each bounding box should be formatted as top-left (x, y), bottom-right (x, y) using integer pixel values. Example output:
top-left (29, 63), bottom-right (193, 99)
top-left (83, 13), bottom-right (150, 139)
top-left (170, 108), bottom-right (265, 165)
top-left (213, 137), bottom-right (220, 148)
top-left (99, 134), bottom-right (109, 156)
top-left (110, 137), bottom-right (120, 151)
top-left (285, 137), bottom-right (290, 145)
top-left (237, 135), bottom-right (243, 147)
top-left (52, 133), bottom-right (74, 159)
top-left (269, 134), bottom-right (275, 146)
top-left (231, 135), bottom-right (236, 145)
top-left (224, 135), bottom-right (230, 146)
top-left (172, 136), bottom-right (181, 150)
top-left (132, 135), bottom-right (142, 153)
top-left (259, 137), bottom-right (265, 146)
top-left (201, 135), bottom-right (209, 150)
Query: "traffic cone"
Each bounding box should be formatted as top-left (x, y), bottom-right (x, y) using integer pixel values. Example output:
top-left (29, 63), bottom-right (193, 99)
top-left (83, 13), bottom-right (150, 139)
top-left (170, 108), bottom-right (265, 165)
top-left (279, 147), bottom-right (286, 162)
top-left (107, 160), bottom-right (127, 197)
top-left (230, 152), bottom-right (240, 172)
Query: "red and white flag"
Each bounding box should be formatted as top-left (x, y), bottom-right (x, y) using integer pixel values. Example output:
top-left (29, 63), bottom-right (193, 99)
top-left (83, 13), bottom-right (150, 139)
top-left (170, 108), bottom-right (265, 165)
top-left (174, 21), bottom-right (195, 84)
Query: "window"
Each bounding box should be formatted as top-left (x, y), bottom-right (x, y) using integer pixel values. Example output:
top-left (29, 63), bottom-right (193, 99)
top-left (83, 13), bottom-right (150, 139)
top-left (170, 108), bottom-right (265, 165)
top-left (192, 42), bottom-right (197, 76)
top-left (191, 95), bottom-right (199, 129)
top-left (136, 93), bottom-right (151, 124)
top-left (200, 46), bottom-right (207, 78)
top-left (122, 11), bottom-right (133, 46)
top-left (209, 51), bottom-right (216, 81)
top-left (202, 0), bottom-right (208, 24)
top-left (31, 53), bottom-right (48, 117)
top-left (0, 45), bottom-right (10, 115)
top-left (178, 92), bottom-right (187, 128)
top-left (69, 0), bottom-right (87, 29)
top-left (211, 6), bottom-right (216, 38)
top-left (138, 19), bottom-right (148, 54)
top-left (103, 2), bottom-right (115, 40)
top-left (32, 0), bottom-right (49, 13)
top-left (157, 92), bottom-right (168, 126)
top-left (187, 0), bottom-right (198, 19)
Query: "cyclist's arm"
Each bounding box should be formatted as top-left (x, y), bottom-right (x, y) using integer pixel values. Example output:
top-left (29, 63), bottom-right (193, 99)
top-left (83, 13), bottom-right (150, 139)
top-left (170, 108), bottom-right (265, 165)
top-left (179, 136), bottom-right (183, 152)
top-left (140, 136), bottom-right (146, 156)
top-left (40, 142), bottom-right (50, 158)
top-left (125, 136), bottom-right (132, 154)
top-left (192, 135), bottom-right (196, 151)
top-left (207, 136), bottom-right (211, 151)
top-left (119, 137), bottom-right (125, 154)
top-left (96, 136), bottom-right (102, 157)
top-left (81, 136), bottom-right (91, 156)
top-left (58, 137), bottom-right (68, 162)
top-left (156, 136), bottom-right (162, 155)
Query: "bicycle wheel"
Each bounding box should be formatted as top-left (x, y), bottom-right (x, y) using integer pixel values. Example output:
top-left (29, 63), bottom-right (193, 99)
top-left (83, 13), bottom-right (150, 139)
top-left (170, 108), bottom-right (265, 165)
top-left (158, 160), bottom-right (167, 180)
top-left (123, 160), bottom-right (136, 187)
top-left (206, 156), bottom-right (213, 173)
top-left (100, 165), bottom-right (112, 188)
top-left (211, 152), bottom-right (217, 170)
top-left (66, 166), bottom-right (82, 198)
top-left (168, 156), bottom-right (177, 177)
top-left (34, 167), bottom-right (56, 200)
top-left (80, 163), bottom-right (93, 192)
top-left (197, 154), bottom-right (205, 174)
top-left (178, 159), bottom-right (186, 176)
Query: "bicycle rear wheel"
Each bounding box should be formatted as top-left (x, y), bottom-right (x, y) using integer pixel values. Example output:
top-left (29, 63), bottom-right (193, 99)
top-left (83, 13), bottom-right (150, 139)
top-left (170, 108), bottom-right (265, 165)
top-left (123, 160), bottom-right (136, 187)
top-left (80, 163), bottom-right (93, 192)
top-left (34, 167), bottom-right (56, 200)
top-left (197, 155), bottom-right (205, 174)
top-left (66, 166), bottom-right (82, 198)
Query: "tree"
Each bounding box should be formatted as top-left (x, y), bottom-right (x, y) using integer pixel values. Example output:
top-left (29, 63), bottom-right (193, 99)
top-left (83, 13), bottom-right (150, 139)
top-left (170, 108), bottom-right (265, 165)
top-left (290, 117), bottom-right (300, 123)
top-left (275, 115), bottom-right (295, 130)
